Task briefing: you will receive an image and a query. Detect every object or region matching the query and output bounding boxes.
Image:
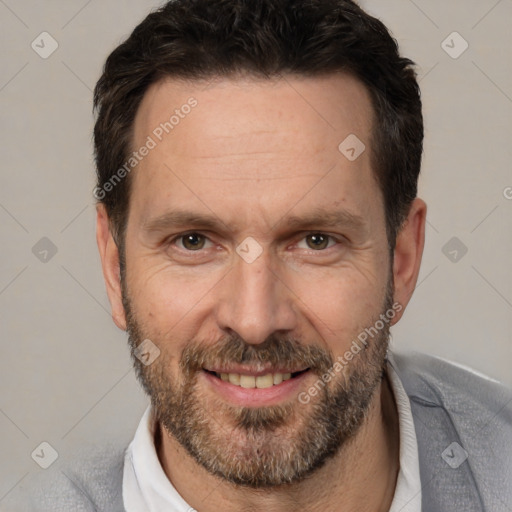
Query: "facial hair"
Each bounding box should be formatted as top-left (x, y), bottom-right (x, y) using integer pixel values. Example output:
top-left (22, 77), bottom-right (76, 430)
top-left (122, 278), bottom-right (393, 488)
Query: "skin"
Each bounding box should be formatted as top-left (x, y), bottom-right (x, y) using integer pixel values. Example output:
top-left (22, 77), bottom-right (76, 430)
top-left (96, 73), bottom-right (426, 512)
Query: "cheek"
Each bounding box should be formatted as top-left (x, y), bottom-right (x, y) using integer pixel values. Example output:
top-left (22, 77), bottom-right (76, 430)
top-left (127, 261), bottom-right (223, 334)
top-left (288, 267), bottom-right (387, 352)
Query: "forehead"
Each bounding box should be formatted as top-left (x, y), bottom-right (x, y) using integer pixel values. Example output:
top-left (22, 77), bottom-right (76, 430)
top-left (129, 73), bottom-right (382, 234)
top-left (134, 73), bottom-right (374, 159)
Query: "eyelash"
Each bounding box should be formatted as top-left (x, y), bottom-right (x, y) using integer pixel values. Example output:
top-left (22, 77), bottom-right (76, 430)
top-left (168, 232), bottom-right (343, 254)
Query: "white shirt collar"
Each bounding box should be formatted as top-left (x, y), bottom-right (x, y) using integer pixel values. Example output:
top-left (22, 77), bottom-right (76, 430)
top-left (122, 406), bottom-right (191, 512)
top-left (123, 359), bottom-right (422, 512)
top-left (387, 355), bottom-right (422, 512)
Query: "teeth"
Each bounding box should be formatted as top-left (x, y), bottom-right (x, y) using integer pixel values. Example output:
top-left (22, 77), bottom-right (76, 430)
top-left (256, 374), bottom-right (274, 389)
top-left (228, 373), bottom-right (241, 385)
top-left (240, 375), bottom-right (256, 388)
top-left (217, 371), bottom-right (297, 388)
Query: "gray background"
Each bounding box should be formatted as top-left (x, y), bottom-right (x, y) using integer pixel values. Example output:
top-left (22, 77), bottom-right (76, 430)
top-left (1, 0), bottom-right (511, 505)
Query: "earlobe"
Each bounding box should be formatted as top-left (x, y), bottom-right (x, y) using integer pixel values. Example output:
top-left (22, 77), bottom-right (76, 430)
top-left (390, 198), bottom-right (427, 326)
top-left (96, 204), bottom-right (127, 331)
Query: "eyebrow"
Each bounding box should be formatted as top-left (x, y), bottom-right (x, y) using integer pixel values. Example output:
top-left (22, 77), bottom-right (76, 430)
top-left (284, 208), bottom-right (366, 232)
top-left (143, 210), bottom-right (229, 233)
top-left (142, 207), bottom-right (366, 235)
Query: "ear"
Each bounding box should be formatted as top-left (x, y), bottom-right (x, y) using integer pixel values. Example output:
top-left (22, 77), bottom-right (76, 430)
top-left (390, 198), bottom-right (426, 325)
top-left (96, 204), bottom-right (127, 331)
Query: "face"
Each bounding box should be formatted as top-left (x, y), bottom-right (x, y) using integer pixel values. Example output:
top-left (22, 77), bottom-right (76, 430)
top-left (117, 74), bottom-right (396, 486)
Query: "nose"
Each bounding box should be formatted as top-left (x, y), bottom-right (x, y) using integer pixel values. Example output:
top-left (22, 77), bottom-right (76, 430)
top-left (214, 249), bottom-right (297, 345)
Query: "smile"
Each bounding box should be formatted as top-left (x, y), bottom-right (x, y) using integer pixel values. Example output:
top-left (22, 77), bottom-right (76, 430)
top-left (208, 370), bottom-right (308, 389)
top-left (201, 368), bottom-right (311, 406)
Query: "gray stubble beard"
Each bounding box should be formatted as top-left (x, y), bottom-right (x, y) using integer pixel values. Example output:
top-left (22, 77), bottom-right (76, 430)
top-left (123, 278), bottom-right (393, 488)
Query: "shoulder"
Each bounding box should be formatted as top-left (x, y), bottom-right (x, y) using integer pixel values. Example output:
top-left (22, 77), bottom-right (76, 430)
top-left (389, 350), bottom-right (512, 508)
top-left (388, 350), bottom-right (512, 416)
top-left (3, 440), bottom-right (127, 512)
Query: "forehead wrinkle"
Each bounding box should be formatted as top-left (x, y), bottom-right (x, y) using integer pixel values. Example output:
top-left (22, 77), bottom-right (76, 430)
top-left (189, 173), bottom-right (321, 182)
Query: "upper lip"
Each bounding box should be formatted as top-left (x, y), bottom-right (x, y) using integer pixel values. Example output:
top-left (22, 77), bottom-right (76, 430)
top-left (203, 365), bottom-right (309, 377)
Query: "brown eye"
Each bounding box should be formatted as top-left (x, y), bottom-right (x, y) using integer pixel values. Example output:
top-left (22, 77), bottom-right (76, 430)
top-left (305, 233), bottom-right (330, 250)
top-left (180, 233), bottom-right (206, 251)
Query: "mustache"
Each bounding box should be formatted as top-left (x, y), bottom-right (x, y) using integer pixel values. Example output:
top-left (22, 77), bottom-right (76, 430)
top-left (180, 333), bottom-right (335, 376)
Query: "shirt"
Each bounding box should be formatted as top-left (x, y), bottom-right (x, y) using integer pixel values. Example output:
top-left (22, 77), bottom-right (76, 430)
top-left (123, 360), bottom-right (422, 512)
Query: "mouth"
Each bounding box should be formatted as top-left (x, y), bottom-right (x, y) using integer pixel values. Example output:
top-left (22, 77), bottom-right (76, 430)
top-left (203, 368), bottom-right (310, 389)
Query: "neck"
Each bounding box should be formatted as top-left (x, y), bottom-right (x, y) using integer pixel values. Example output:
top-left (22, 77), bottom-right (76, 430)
top-left (156, 372), bottom-right (399, 512)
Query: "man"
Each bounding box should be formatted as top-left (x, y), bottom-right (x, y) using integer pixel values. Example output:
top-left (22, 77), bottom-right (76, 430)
top-left (17, 0), bottom-right (512, 510)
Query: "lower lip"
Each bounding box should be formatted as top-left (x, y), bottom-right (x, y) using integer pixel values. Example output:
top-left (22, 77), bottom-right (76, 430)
top-left (201, 370), bottom-right (311, 407)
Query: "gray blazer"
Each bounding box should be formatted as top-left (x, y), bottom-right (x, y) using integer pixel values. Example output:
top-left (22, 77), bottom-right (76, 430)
top-left (5, 351), bottom-right (512, 511)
